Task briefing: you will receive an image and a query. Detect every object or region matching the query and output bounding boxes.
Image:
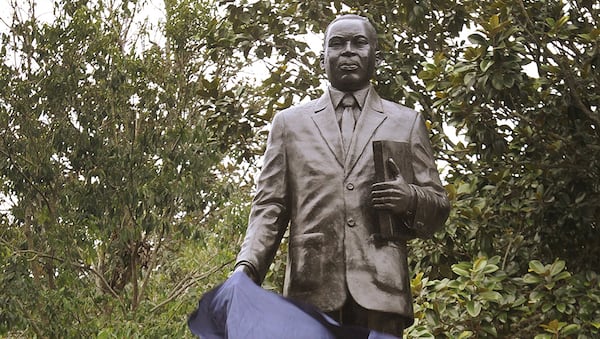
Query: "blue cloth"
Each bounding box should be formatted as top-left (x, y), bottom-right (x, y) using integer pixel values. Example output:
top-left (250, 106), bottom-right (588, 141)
top-left (188, 272), bottom-right (399, 339)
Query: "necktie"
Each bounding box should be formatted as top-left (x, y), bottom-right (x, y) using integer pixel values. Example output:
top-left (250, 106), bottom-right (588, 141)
top-left (341, 94), bottom-right (356, 155)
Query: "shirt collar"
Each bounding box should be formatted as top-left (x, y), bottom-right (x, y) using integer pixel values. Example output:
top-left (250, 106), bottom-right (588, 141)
top-left (329, 85), bottom-right (371, 110)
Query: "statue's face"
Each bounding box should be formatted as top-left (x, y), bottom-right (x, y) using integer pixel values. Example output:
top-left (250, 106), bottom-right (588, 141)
top-left (321, 18), bottom-right (377, 92)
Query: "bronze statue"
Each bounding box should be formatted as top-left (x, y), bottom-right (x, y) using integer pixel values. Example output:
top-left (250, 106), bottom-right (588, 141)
top-left (235, 14), bottom-right (450, 336)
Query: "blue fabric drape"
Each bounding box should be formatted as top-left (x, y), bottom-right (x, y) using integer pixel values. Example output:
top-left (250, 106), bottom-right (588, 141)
top-left (188, 272), bottom-right (399, 339)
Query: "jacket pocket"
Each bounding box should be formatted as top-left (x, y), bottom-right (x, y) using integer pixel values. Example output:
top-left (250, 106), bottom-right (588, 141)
top-left (289, 233), bottom-right (325, 290)
top-left (372, 242), bottom-right (408, 293)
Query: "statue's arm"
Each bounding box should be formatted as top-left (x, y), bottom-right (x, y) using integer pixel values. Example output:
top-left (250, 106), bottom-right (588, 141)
top-left (235, 112), bottom-right (290, 284)
top-left (407, 113), bottom-right (451, 237)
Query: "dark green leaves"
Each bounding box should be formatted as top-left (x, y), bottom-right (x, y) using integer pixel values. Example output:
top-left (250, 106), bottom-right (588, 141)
top-left (410, 257), bottom-right (599, 337)
top-left (468, 33), bottom-right (487, 46)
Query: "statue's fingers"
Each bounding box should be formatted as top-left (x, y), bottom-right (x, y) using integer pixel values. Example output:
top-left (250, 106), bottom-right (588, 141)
top-left (372, 181), bottom-right (399, 190)
top-left (371, 188), bottom-right (398, 198)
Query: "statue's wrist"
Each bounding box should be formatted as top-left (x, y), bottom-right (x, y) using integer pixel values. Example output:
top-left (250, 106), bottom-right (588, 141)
top-left (235, 263), bottom-right (258, 284)
top-left (405, 185), bottom-right (417, 220)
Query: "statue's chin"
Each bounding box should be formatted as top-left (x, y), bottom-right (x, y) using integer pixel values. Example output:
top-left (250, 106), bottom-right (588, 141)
top-left (332, 76), bottom-right (369, 91)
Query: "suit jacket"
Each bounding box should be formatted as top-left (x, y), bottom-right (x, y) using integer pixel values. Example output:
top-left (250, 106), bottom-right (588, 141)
top-left (236, 88), bottom-right (450, 323)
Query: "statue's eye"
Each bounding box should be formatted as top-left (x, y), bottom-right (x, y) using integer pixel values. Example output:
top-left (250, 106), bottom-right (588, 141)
top-left (355, 37), bottom-right (369, 45)
top-left (328, 37), bottom-right (345, 47)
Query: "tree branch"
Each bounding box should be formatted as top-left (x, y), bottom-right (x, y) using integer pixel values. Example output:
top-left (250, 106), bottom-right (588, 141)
top-left (560, 60), bottom-right (600, 126)
top-left (6, 245), bottom-right (126, 311)
top-left (150, 258), bottom-right (234, 313)
top-left (136, 227), bottom-right (165, 309)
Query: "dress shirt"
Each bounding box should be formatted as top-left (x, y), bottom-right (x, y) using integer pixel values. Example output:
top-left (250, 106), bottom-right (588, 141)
top-left (329, 85), bottom-right (371, 124)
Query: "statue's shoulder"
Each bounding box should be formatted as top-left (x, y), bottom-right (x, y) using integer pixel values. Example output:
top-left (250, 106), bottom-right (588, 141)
top-left (381, 99), bottom-right (421, 123)
top-left (380, 98), bottom-right (420, 119)
top-left (276, 98), bottom-right (320, 118)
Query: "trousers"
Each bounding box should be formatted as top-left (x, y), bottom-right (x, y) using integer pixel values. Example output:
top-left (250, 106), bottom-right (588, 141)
top-left (326, 293), bottom-right (405, 337)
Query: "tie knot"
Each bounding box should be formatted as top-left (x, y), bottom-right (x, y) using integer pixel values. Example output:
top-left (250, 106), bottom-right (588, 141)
top-left (341, 94), bottom-right (356, 108)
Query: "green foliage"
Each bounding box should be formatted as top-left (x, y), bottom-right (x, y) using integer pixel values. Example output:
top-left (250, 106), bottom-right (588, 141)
top-left (410, 257), bottom-right (600, 338)
top-left (418, 0), bottom-right (600, 274)
top-left (1, 0), bottom-right (259, 336)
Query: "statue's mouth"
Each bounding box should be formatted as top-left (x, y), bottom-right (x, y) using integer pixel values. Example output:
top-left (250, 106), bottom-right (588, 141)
top-left (339, 64), bottom-right (359, 71)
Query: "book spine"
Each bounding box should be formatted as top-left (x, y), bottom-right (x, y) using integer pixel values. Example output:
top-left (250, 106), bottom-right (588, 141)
top-left (373, 141), bottom-right (397, 239)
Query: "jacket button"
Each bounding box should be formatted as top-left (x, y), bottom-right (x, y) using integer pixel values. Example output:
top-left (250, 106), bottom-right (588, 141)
top-left (347, 218), bottom-right (355, 227)
top-left (346, 183), bottom-right (354, 190)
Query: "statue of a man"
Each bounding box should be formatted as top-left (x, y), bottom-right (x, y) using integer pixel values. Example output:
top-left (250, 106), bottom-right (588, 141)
top-left (235, 14), bottom-right (450, 336)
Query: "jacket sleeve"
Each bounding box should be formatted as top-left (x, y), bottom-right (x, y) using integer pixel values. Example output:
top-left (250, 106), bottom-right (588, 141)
top-left (406, 113), bottom-right (451, 238)
top-left (235, 112), bottom-right (290, 283)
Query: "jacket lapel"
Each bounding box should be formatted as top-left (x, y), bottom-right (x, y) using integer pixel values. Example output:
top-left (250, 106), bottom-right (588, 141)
top-left (311, 92), bottom-right (344, 167)
top-left (344, 89), bottom-right (387, 176)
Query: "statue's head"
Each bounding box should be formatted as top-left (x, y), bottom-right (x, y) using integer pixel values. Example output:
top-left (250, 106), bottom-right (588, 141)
top-left (320, 15), bottom-right (380, 92)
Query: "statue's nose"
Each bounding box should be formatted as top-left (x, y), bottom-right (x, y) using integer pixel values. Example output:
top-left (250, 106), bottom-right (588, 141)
top-left (341, 45), bottom-right (356, 56)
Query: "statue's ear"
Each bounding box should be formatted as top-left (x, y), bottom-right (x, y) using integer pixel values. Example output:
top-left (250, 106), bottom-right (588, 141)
top-left (319, 51), bottom-right (325, 69)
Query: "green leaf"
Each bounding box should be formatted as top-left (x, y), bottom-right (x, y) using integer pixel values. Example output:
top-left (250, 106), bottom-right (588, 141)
top-left (480, 291), bottom-right (502, 302)
top-left (503, 74), bottom-right (515, 88)
top-left (458, 330), bottom-right (474, 339)
top-left (530, 291), bottom-right (544, 302)
top-left (468, 33), bottom-right (488, 46)
top-left (480, 59), bottom-right (494, 72)
top-left (540, 319), bottom-right (566, 333)
top-left (482, 324), bottom-right (498, 337)
top-left (556, 15), bottom-right (569, 29)
top-left (463, 72), bottom-right (477, 87)
top-left (542, 302), bottom-right (553, 313)
top-left (560, 324), bottom-right (580, 335)
top-left (549, 260), bottom-right (565, 276)
top-left (529, 260), bottom-right (547, 275)
top-left (489, 14), bottom-right (500, 28)
top-left (452, 267), bottom-right (470, 277)
top-left (418, 70), bottom-right (435, 80)
top-left (466, 300), bottom-right (481, 317)
top-left (523, 273), bottom-right (541, 284)
top-left (473, 257), bottom-right (488, 272)
top-left (425, 310), bottom-right (440, 325)
top-left (553, 271), bottom-right (571, 281)
top-left (482, 264), bottom-right (499, 274)
top-left (491, 74), bottom-right (504, 90)
top-left (448, 280), bottom-right (461, 289)
top-left (452, 263), bottom-right (471, 277)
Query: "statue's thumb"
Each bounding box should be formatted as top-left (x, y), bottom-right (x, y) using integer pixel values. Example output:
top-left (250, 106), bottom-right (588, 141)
top-left (387, 158), bottom-right (406, 183)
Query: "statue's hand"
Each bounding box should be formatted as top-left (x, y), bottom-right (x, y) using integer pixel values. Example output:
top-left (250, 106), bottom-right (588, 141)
top-left (234, 264), bottom-right (258, 284)
top-left (371, 158), bottom-right (416, 215)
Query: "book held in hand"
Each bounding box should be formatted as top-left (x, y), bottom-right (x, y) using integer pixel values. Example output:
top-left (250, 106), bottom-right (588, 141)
top-left (372, 140), bottom-right (416, 240)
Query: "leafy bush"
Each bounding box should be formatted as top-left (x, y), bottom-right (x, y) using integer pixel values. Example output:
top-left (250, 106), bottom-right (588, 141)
top-left (408, 257), bottom-right (600, 338)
